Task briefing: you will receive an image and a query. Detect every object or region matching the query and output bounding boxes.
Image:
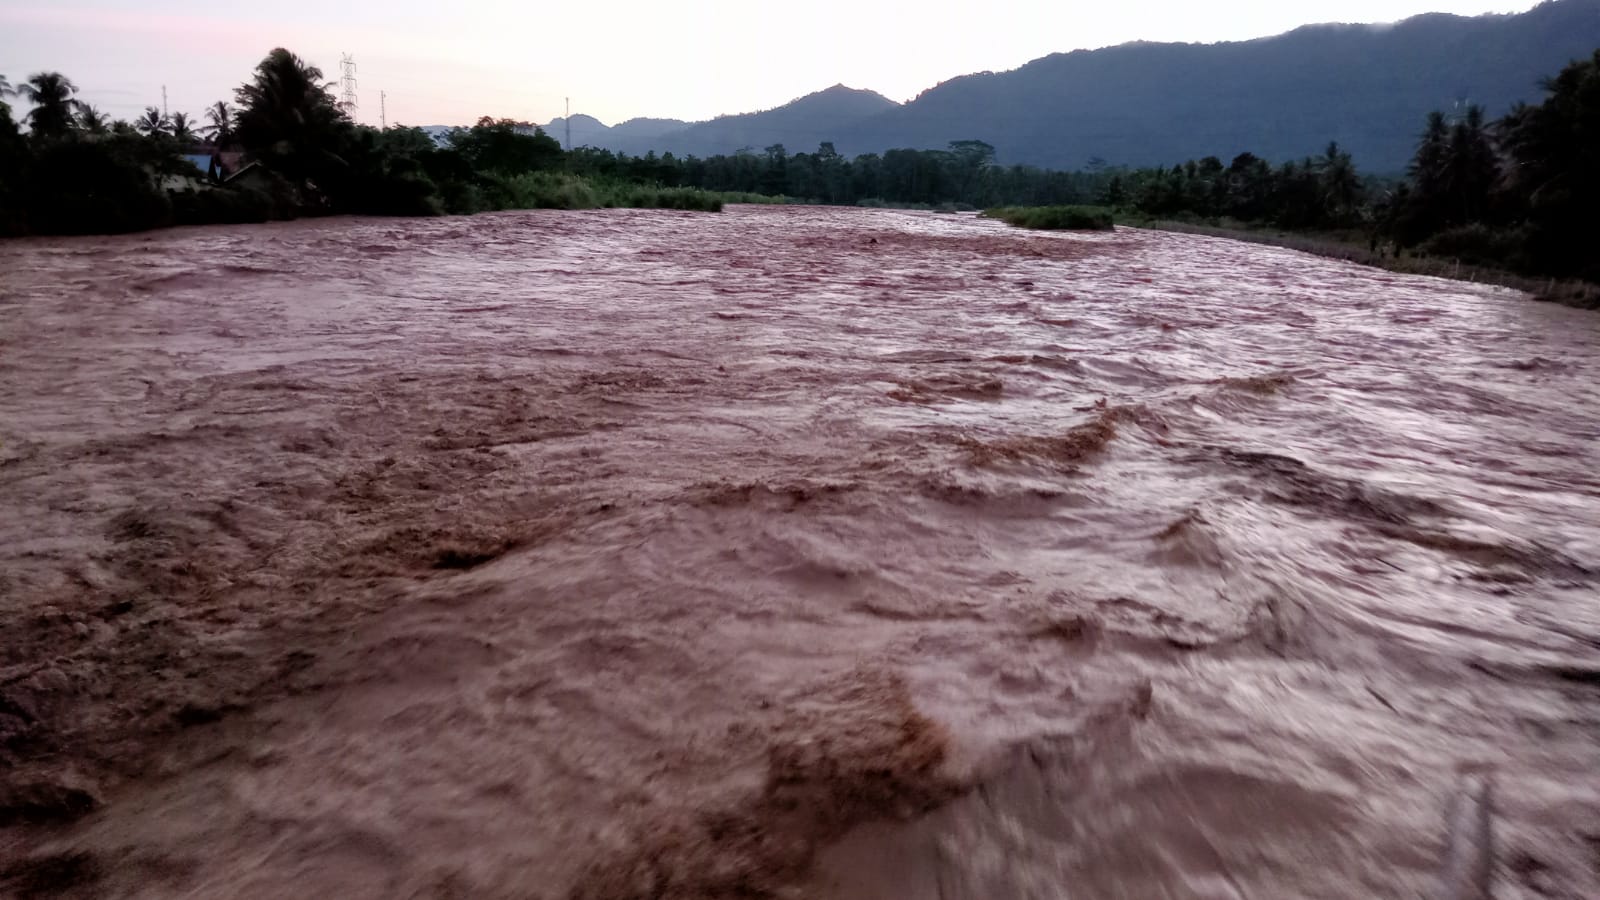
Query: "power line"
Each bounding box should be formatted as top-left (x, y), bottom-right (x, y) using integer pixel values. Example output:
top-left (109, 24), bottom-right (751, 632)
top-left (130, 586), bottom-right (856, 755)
top-left (339, 53), bottom-right (359, 120)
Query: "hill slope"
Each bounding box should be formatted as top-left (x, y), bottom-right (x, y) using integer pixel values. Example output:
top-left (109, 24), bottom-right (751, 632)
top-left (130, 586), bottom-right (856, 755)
top-left (832, 0), bottom-right (1600, 170)
top-left (609, 85), bottom-right (900, 157)
top-left (536, 86), bottom-right (898, 157)
top-left (539, 114), bottom-right (688, 150)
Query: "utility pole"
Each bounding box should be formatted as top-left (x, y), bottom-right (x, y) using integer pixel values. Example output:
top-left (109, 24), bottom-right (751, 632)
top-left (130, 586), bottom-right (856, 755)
top-left (565, 97), bottom-right (571, 151)
top-left (339, 53), bottom-right (359, 120)
top-left (380, 91), bottom-right (387, 130)
top-left (161, 85), bottom-right (168, 119)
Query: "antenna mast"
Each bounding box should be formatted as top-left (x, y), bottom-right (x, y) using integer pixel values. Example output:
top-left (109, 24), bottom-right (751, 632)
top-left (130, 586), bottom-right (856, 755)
top-left (339, 53), bottom-right (359, 120)
top-left (161, 85), bottom-right (168, 119)
top-left (380, 90), bottom-right (387, 130)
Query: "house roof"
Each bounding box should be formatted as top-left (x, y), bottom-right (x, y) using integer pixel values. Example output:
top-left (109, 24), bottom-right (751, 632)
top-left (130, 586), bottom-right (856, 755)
top-left (223, 161), bottom-right (264, 184)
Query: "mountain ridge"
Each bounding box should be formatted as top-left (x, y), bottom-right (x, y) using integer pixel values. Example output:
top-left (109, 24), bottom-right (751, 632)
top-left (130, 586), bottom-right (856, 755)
top-left (834, 0), bottom-right (1600, 169)
top-left (426, 0), bottom-right (1600, 170)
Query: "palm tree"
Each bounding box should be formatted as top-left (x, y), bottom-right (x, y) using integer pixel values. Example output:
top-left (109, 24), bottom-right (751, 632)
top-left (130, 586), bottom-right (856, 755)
top-left (234, 48), bottom-right (348, 176)
top-left (1441, 105), bottom-right (1498, 223)
top-left (0, 74), bottom-right (12, 97)
top-left (17, 72), bottom-right (83, 138)
top-left (135, 106), bottom-right (168, 136)
top-left (1409, 112), bottom-right (1449, 191)
top-left (1317, 141), bottom-right (1362, 223)
top-left (202, 100), bottom-right (234, 146)
top-left (77, 103), bottom-right (109, 135)
top-left (169, 111), bottom-right (198, 143)
top-left (1496, 50), bottom-right (1599, 275)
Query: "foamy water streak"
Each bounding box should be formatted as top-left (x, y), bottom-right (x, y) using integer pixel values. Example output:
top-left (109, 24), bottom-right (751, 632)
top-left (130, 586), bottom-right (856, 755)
top-left (0, 207), bottom-right (1596, 898)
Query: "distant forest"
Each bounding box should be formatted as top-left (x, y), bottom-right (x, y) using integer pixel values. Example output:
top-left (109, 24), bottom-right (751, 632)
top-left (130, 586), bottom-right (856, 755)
top-left (1, 46), bottom-right (1596, 285)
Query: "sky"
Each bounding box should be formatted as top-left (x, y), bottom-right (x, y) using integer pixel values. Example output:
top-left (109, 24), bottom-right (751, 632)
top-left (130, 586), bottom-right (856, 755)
top-left (0, 1), bottom-right (1547, 128)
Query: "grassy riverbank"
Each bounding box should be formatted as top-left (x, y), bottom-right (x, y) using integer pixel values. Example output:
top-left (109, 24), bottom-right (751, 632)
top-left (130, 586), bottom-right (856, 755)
top-left (1128, 218), bottom-right (1600, 309)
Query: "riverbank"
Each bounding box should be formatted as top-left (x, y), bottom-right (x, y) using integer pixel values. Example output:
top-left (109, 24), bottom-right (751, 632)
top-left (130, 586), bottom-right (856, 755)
top-left (1128, 219), bottom-right (1600, 309)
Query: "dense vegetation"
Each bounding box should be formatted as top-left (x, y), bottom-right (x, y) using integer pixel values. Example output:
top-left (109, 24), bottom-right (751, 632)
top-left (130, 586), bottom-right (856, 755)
top-left (629, 49), bottom-right (1595, 284)
top-left (563, 139), bottom-right (1103, 209)
top-left (1105, 50), bottom-right (1600, 284)
top-left (982, 206), bottom-right (1115, 231)
top-left (0, 50), bottom-right (761, 237)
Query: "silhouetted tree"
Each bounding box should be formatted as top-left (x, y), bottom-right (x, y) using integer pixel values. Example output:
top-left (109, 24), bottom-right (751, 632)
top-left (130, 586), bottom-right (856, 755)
top-left (1442, 106), bottom-right (1497, 224)
top-left (1101, 174), bottom-right (1126, 206)
top-left (234, 48), bottom-right (348, 181)
top-left (135, 107), bottom-right (168, 136)
top-left (448, 118), bottom-right (562, 174)
top-left (169, 112), bottom-right (198, 144)
top-left (202, 101), bottom-right (234, 146)
top-left (1223, 152), bottom-right (1273, 220)
top-left (18, 72), bottom-right (82, 139)
top-left (1498, 49), bottom-right (1600, 277)
top-left (76, 104), bottom-right (109, 135)
top-left (0, 90), bottom-right (27, 234)
top-left (1318, 141), bottom-right (1362, 224)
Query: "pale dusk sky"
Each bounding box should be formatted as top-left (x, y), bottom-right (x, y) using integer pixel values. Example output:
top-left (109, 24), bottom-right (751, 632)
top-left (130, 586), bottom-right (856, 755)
top-left (0, 1), bottom-right (1545, 128)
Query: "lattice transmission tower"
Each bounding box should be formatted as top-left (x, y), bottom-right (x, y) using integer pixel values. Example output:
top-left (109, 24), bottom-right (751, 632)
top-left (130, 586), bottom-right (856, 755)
top-left (339, 54), bottom-right (359, 119)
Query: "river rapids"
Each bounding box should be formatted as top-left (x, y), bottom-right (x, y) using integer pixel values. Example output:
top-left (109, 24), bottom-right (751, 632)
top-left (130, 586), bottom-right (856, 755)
top-left (1, 206), bottom-right (1597, 899)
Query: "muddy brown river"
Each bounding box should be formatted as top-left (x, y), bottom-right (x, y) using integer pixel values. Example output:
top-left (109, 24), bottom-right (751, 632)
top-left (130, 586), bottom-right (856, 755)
top-left (1, 206), bottom-right (1597, 899)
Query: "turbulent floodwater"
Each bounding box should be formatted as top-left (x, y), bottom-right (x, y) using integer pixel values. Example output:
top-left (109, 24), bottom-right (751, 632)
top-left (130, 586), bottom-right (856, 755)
top-left (1, 206), bottom-right (1598, 899)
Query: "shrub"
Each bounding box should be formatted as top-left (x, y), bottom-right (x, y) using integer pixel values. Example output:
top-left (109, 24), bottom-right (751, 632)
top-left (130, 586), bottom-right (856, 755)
top-left (982, 205), bottom-right (1116, 230)
top-left (169, 185), bottom-right (275, 226)
top-left (25, 139), bottom-right (172, 234)
top-left (1417, 223), bottom-right (1528, 269)
top-left (486, 172), bottom-right (746, 213)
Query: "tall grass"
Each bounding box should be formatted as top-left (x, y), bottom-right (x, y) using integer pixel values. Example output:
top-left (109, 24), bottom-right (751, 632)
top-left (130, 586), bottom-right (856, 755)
top-left (982, 205), bottom-right (1116, 231)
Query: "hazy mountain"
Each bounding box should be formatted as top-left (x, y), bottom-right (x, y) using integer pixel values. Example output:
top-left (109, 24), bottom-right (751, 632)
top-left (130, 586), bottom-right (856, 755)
top-left (535, 85), bottom-right (898, 157)
top-left (824, 0), bottom-right (1600, 170)
top-left (619, 84), bottom-right (900, 157)
top-left (537, 114), bottom-right (609, 149)
top-left (536, 114), bottom-right (689, 149)
top-left (607, 117), bottom-right (690, 141)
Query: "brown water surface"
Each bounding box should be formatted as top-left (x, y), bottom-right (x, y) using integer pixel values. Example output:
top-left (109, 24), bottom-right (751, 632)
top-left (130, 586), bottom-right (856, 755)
top-left (1, 207), bottom-right (1597, 898)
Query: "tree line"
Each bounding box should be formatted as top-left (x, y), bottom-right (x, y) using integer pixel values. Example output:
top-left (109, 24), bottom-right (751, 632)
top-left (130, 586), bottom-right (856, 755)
top-left (2, 47), bottom-right (1595, 284)
top-left (566, 51), bottom-right (1598, 283)
top-left (1079, 50), bottom-right (1596, 282)
top-left (0, 49), bottom-right (755, 235)
top-left (1381, 51), bottom-right (1598, 281)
